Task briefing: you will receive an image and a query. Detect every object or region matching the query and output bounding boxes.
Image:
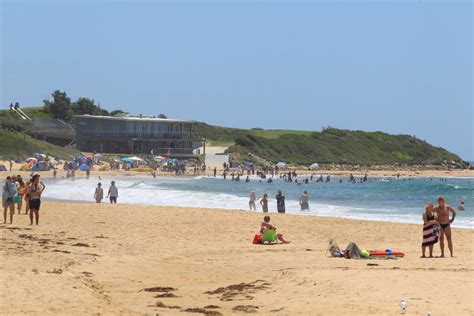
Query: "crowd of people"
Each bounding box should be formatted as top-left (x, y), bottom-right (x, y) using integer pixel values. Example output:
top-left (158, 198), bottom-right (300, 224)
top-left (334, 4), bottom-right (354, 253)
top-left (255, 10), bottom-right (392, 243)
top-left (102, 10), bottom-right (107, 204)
top-left (248, 189), bottom-right (311, 213)
top-left (2, 174), bottom-right (45, 225)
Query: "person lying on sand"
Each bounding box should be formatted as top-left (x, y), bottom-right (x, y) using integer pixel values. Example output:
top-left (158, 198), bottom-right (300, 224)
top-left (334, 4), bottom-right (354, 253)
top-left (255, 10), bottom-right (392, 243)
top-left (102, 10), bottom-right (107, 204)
top-left (434, 196), bottom-right (456, 258)
top-left (260, 216), bottom-right (289, 244)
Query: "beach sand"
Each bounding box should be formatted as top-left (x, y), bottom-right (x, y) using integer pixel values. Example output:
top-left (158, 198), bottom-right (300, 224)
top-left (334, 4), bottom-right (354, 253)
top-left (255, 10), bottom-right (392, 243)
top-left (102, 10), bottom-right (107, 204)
top-left (2, 160), bottom-right (474, 181)
top-left (1, 201), bottom-right (473, 315)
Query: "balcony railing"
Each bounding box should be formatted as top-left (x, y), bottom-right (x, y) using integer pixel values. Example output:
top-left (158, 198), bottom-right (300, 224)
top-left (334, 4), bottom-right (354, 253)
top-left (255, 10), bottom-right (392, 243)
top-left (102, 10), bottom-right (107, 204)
top-left (78, 130), bottom-right (192, 140)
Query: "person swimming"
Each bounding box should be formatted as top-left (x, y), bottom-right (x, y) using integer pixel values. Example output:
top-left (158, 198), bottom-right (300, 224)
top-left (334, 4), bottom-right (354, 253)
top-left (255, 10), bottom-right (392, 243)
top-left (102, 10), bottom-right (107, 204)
top-left (458, 201), bottom-right (465, 211)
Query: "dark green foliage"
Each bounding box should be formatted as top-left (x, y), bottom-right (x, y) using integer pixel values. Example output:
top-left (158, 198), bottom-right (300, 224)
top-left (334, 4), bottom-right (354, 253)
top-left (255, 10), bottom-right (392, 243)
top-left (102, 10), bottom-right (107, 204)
top-left (43, 90), bottom-right (73, 121)
top-left (72, 97), bottom-right (109, 116)
top-left (225, 128), bottom-right (464, 166)
top-left (109, 109), bottom-right (129, 117)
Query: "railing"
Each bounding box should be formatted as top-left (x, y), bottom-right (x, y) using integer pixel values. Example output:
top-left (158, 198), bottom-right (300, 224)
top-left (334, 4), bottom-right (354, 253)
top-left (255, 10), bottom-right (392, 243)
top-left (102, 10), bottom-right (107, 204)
top-left (78, 130), bottom-right (192, 140)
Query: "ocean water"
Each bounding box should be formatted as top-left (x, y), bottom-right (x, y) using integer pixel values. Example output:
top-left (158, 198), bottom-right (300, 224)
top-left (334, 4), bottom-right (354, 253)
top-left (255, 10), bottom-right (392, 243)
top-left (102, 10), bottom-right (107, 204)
top-left (42, 175), bottom-right (473, 229)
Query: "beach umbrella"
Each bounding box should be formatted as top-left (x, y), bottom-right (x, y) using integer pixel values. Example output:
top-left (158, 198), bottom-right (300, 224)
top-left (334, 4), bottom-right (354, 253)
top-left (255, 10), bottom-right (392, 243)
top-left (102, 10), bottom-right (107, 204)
top-left (154, 156), bottom-right (165, 161)
top-left (33, 153), bottom-right (46, 159)
top-left (309, 163), bottom-right (319, 170)
top-left (276, 162), bottom-right (287, 168)
top-left (26, 157), bottom-right (38, 164)
top-left (49, 159), bottom-right (58, 166)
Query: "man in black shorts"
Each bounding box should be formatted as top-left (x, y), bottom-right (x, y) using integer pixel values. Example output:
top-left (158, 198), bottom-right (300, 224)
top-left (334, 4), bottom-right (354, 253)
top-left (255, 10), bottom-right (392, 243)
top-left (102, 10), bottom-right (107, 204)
top-left (434, 196), bottom-right (456, 257)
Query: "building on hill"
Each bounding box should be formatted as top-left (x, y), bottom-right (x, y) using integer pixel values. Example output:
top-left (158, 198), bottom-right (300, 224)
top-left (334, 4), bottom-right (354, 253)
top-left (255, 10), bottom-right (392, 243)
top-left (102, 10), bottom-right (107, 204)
top-left (75, 115), bottom-right (203, 157)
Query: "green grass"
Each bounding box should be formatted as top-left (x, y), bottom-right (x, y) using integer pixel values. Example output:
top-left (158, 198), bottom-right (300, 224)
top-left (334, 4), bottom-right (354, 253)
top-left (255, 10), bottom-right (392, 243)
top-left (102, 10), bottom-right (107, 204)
top-left (0, 130), bottom-right (78, 160)
top-left (193, 123), bottom-right (466, 166)
top-left (19, 106), bottom-right (52, 119)
top-left (248, 129), bottom-right (313, 139)
top-left (0, 109), bottom-right (78, 160)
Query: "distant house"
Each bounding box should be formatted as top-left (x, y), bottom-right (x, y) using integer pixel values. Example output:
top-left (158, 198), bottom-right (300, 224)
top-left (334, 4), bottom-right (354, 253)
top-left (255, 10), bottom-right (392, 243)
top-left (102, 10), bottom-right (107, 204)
top-left (75, 115), bottom-right (202, 157)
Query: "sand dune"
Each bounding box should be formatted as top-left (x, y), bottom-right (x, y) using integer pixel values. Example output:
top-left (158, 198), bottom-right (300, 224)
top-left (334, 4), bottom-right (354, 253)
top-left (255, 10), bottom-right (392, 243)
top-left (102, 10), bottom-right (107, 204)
top-left (1, 201), bottom-right (473, 315)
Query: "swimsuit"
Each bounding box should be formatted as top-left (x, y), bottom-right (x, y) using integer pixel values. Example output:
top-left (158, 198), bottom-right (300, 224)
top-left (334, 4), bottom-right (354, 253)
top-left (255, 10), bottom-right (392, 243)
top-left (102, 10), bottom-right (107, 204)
top-left (440, 223), bottom-right (450, 230)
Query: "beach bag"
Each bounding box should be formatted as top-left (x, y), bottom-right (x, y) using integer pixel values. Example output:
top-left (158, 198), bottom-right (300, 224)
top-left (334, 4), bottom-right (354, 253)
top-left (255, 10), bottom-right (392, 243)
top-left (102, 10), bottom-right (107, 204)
top-left (252, 234), bottom-right (262, 244)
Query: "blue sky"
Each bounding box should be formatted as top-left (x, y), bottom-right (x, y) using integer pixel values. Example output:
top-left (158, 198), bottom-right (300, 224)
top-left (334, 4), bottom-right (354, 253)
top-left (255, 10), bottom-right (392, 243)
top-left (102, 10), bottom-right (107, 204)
top-left (1, 1), bottom-right (472, 160)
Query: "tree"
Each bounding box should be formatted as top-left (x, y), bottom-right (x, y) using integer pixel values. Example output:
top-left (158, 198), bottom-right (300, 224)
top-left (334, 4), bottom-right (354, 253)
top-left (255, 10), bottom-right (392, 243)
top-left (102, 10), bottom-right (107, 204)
top-left (158, 113), bottom-right (167, 119)
top-left (72, 97), bottom-right (96, 115)
top-left (110, 109), bottom-right (129, 117)
top-left (43, 90), bottom-right (73, 121)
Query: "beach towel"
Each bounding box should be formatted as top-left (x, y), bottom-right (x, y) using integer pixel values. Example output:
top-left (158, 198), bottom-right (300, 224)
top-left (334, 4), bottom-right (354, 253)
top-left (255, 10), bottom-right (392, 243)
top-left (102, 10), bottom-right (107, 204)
top-left (422, 223), bottom-right (440, 246)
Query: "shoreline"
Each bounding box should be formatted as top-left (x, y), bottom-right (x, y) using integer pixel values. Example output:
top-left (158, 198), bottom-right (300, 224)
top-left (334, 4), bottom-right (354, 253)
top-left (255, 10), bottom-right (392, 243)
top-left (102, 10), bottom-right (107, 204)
top-left (42, 197), bottom-right (474, 230)
top-left (1, 201), bottom-right (473, 315)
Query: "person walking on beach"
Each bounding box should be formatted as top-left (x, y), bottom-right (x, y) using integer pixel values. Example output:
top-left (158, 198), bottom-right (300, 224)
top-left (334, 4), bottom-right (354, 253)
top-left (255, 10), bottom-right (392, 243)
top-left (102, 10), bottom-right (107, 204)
top-left (106, 181), bottom-right (119, 204)
top-left (434, 196), bottom-right (456, 257)
top-left (94, 183), bottom-right (104, 203)
top-left (27, 174), bottom-right (45, 225)
top-left (213, 167), bottom-right (217, 177)
top-left (276, 190), bottom-right (285, 213)
top-left (249, 191), bottom-right (257, 210)
top-left (300, 191), bottom-right (310, 211)
top-left (3, 176), bottom-right (17, 224)
top-left (422, 203), bottom-right (440, 258)
top-left (260, 193), bottom-right (269, 212)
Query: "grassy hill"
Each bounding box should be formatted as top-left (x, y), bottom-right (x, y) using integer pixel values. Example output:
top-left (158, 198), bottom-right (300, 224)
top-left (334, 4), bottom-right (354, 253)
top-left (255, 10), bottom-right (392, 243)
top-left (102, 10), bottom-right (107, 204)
top-left (194, 123), bottom-right (465, 166)
top-left (0, 110), bottom-right (78, 160)
top-left (2, 108), bottom-right (466, 166)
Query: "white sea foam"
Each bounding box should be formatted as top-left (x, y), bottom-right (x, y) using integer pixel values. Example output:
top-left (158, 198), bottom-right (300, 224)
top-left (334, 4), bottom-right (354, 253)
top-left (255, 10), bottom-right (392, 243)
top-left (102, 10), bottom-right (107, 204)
top-left (42, 177), bottom-right (473, 229)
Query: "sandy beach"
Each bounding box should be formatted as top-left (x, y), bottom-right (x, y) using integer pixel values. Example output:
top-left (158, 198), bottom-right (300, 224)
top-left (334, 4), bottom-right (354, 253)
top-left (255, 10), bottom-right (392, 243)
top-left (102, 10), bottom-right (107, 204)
top-left (1, 201), bottom-right (473, 315)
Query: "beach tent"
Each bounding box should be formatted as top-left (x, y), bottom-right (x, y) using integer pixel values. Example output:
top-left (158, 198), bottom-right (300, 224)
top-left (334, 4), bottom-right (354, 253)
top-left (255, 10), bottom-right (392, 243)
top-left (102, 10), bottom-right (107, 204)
top-left (309, 163), bottom-right (319, 170)
top-left (26, 157), bottom-right (38, 165)
top-left (19, 164), bottom-right (30, 171)
top-left (33, 153), bottom-right (47, 159)
top-left (79, 163), bottom-right (89, 171)
top-left (0, 164), bottom-right (6, 172)
top-left (276, 162), bottom-right (287, 168)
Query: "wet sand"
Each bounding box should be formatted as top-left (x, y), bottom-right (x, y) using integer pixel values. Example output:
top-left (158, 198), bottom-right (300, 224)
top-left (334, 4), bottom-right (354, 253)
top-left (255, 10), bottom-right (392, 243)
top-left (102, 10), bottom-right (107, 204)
top-left (1, 201), bottom-right (473, 315)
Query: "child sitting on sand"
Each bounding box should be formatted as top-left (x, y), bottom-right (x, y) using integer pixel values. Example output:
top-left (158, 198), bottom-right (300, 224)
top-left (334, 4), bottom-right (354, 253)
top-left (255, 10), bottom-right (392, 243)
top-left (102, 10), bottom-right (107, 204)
top-left (260, 216), bottom-right (290, 244)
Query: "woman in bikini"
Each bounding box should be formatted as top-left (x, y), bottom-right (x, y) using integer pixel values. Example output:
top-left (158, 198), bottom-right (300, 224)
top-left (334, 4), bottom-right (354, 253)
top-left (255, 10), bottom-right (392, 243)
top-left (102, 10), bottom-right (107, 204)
top-left (421, 203), bottom-right (439, 258)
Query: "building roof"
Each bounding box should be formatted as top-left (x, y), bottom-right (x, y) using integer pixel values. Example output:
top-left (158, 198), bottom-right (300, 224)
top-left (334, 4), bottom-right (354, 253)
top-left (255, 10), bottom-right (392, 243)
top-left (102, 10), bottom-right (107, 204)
top-left (74, 114), bottom-right (190, 123)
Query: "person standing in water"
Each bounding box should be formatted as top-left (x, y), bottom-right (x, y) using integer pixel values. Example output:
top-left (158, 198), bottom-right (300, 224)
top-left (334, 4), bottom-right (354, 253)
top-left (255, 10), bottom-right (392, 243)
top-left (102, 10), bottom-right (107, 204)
top-left (299, 191), bottom-right (310, 211)
top-left (27, 174), bottom-right (45, 225)
top-left (106, 181), bottom-right (119, 204)
top-left (94, 183), bottom-right (104, 203)
top-left (434, 196), bottom-right (456, 258)
top-left (276, 190), bottom-right (285, 213)
top-left (213, 167), bottom-right (217, 177)
top-left (260, 193), bottom-right (269, 213)
top-left (249, 191), bottom-right (257, 210)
